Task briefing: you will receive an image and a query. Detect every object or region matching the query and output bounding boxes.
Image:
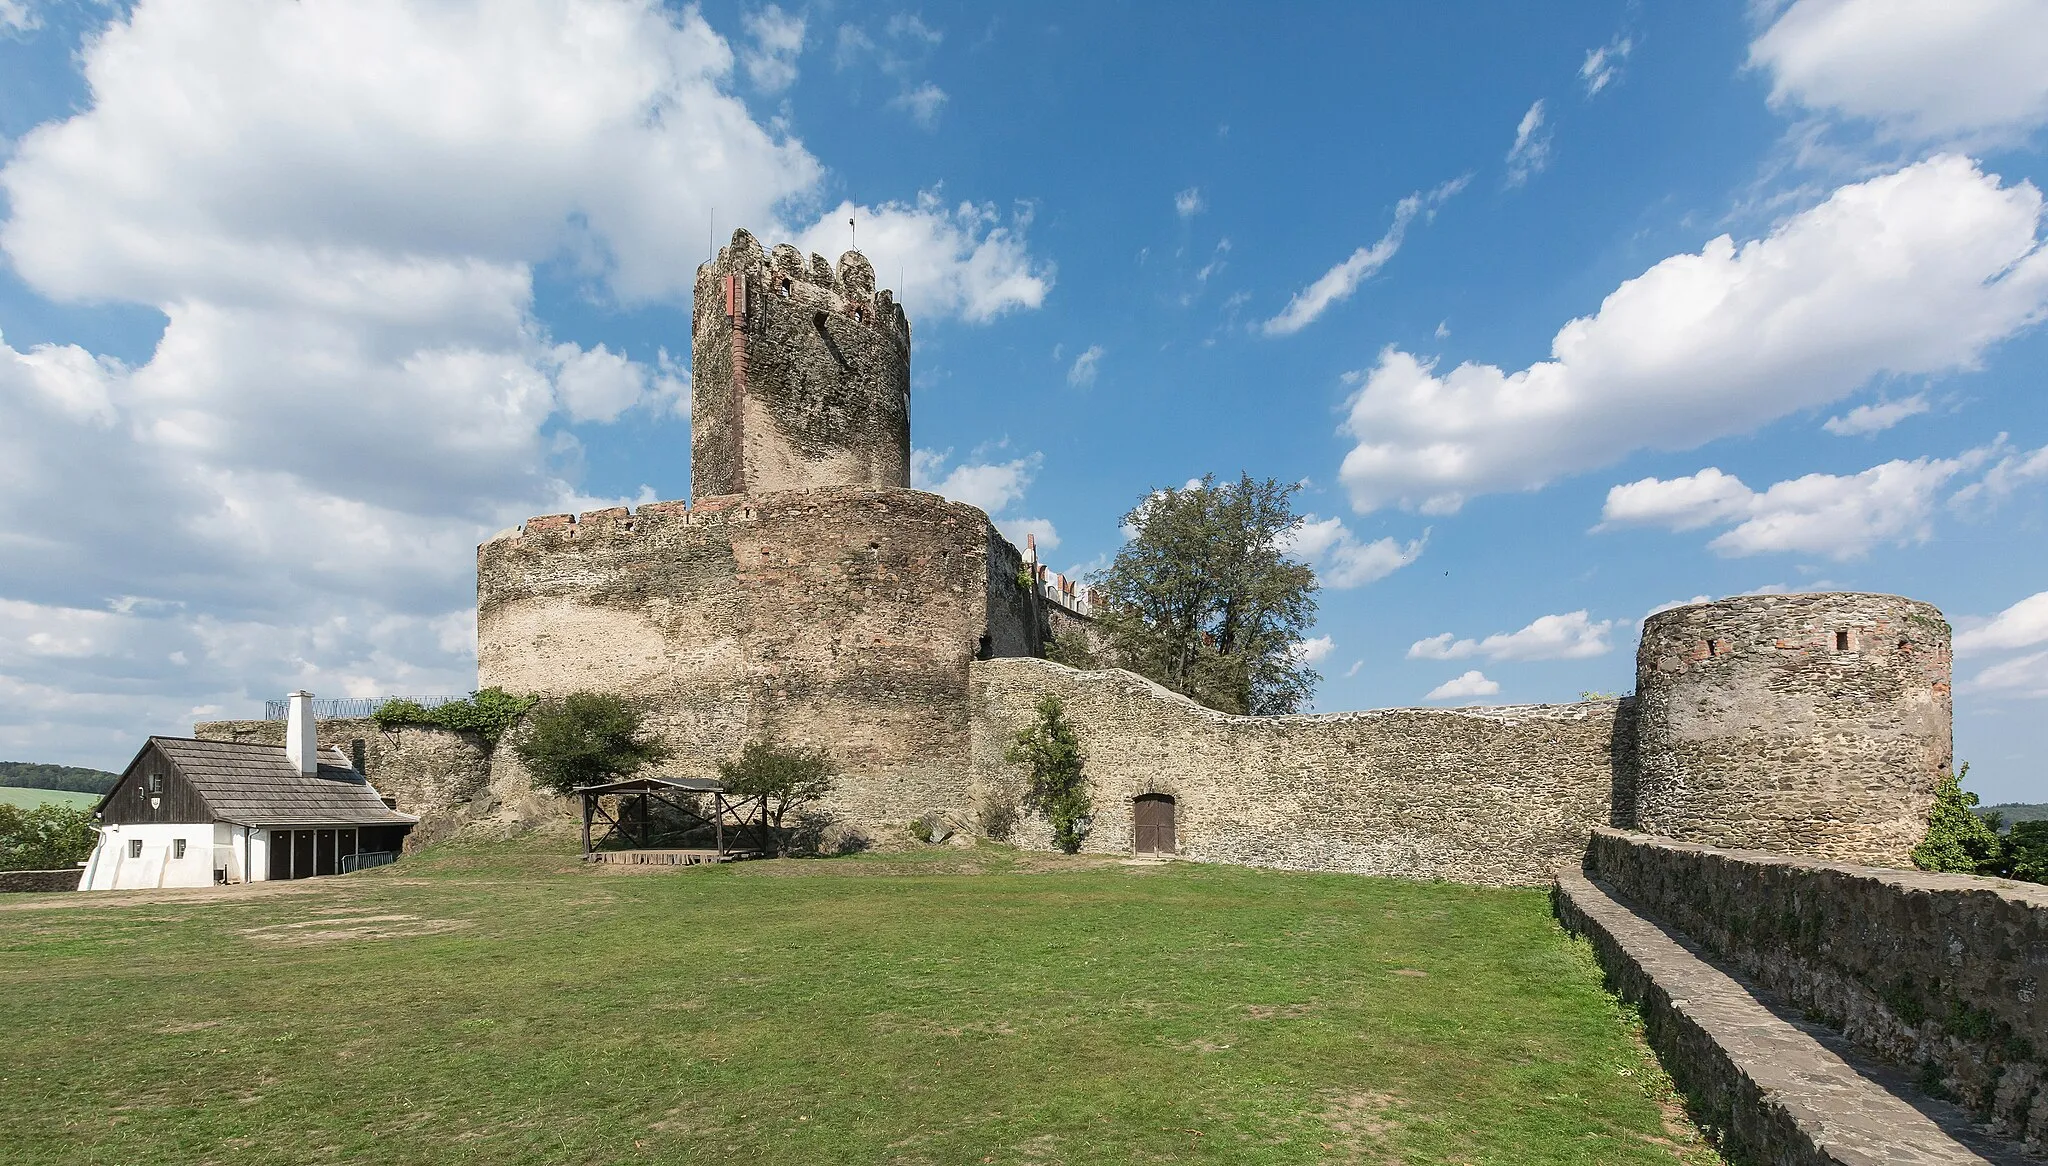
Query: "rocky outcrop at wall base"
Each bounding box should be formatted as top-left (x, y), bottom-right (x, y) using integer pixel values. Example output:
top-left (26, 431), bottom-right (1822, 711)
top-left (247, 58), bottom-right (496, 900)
top-left (1585, 828), bottom-right (2048, 1152)
top-left (0, 869), bottom-right (82, 893)
top-left (970, 657), bottom-right (1629, 885)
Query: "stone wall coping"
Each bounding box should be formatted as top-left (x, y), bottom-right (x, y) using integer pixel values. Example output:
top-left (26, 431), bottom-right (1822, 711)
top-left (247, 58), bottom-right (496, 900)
top-left (976, 656), bottom-right (1626, 727)
top-left (481, 487), bottom-right (999, 549)
top-left (1590, 826), bottom-right (2048, 907)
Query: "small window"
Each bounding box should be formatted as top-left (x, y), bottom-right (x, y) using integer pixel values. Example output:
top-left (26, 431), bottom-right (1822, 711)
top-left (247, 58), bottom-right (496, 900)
top-left (1835, 630), bottom-right (1850, 651)
top-left (128, 839), bottom-right (143, 859)
top-left (173, 839), bottom-right (187, 860)
top-left (146, 772), bottom-right (162, 795)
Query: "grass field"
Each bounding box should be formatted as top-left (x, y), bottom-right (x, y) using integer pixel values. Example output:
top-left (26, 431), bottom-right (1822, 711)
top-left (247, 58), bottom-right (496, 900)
top-left (0, 843), bottom-right (1716, 1165)
top-left (0, 786), bottom-right (99, 811)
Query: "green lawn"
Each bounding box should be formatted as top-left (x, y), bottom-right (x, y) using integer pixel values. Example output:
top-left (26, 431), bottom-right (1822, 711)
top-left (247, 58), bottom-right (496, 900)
top-left (0, 843), bottom-right (1715, 1165)
top-left (0, 786), bottom-right (99, 811)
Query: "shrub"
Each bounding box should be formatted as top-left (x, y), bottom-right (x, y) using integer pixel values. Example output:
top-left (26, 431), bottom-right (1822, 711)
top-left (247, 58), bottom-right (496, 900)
top-left (2003, 822), bottom-right (2048, 884)
top-left (512, 692), bottom-right (670, 796)
top-left (1006, 695), bottom-right (1091, 854)
top-left (373, 687), bottom-right (537, 746)
top-left (0, 803), bottom-right (98, 871)
top-left (718, 739), bottom-right (835, 857)
top-left (977, 786), bottom-right (1022, 841)
top-left (1912, 764), bottom-right (2003, 875)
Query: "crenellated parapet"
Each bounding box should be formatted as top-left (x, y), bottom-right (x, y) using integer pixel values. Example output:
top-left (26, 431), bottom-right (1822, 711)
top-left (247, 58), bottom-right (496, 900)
top-left (690, 228), bottom-right (912, 499)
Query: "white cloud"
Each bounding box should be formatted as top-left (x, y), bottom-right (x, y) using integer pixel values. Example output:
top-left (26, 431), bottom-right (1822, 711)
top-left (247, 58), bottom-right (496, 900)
top-left (1824, 394), bottom-right (1929, 436)
top-left (792, 192), bottom-right (1052, 323)
top-left (1408, 611), bottom-right (1615, 662)
top-left (1425, 671), bottom-right (1500, 701)
top-left (1175, 187), bottom-right (1205, 219)
top-left (888, 82), bottom-right (948, 129)
top-left (1279, 515), bottom-right (1426, 588)
top-left (1955, 591), bottom-right (2048, 655)
top-left (1433, 320), bottom-right (1450, 340)
top-left (912, 448), bottom-right (1055, 550)
top-left (1342, 660), bottom-right (1363, 679)
top-left (1970, 650), bottom-right (2048, 698)
top-left (1751, 0), bottom-right (2048, 143)
top-left (1289, 635), bottom-right (1335, 666)
top-left (1067, 344), bottom-right (1104, 387)
top-left (1646, 595), bottom-right (1715, 618)
top-left (1600, 445), bottom-right (2017, 559)
top-left (1505, 100), bottom-right (1552, 187)
top-left (998, 517), bottom-right (1059, 554)
top-left (741, 5), bottom-right (806, 93)
top-left (1263, 176), bottom-right (1466, 336)
top-left (1338, 156), bottom-right (2048, 515)
top-left (1, 0), bottom-right (39, 34)
top-left (0, 0), bottom-right (1045, 765)
top-left (1581, 36), bottom-right (1633, 96)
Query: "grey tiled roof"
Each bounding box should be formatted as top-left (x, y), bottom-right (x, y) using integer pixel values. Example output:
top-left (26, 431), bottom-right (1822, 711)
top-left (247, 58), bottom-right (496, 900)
top-left (152, 737), bottom-right (419, 828)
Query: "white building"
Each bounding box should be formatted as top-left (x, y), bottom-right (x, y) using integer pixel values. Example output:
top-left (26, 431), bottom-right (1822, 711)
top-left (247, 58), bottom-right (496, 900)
top-left (80, 692), bottom-right (417, 891)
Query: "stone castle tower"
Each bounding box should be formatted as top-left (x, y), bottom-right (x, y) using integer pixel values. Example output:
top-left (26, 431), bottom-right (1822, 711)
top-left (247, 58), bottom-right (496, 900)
top-left (690, 230), bottom-right (911, 498)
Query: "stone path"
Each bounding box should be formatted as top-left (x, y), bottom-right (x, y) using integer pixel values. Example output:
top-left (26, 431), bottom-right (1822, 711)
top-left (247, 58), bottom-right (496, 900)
top-left (1556, 868), bottom-right (2035, 1165)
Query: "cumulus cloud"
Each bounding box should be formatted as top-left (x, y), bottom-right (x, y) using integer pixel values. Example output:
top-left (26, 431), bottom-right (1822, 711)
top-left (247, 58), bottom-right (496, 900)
top-left (912, 448), bottom-right (1057, 550)
top-left (1175, 187), bottom-right (1204, 219)
top-left (1338, 156), bottom-right (2048, 515)
top-left (740, 5), bottom-right (806, 93)
top-left (1599, 443), bottom-right (2032, 558)
top-left (1263, 176), bottom-right (1466, 336)
top-left (1955, 591), bottom-right (2048, 655)
top-left (1581, 35), bottom-right (1633, 96)
top-left (1280, 516), bottom-right (1426, 588)
top-left (1970, 650), bottom-right (2048, 698)
top-left (1505, 100), bottom-right (1552, 186)
top-left (1425, 671), bottom-right (1499, 701)
top-left (889, 82), bottom-right (949, 129)
top-left (1289, 635), bottom-right (1335, 666)
top-left (1751, 0), bottom-right (2048, 143)
top-left (1067, 344), bottom-right (1104, 387)
top-left (1408, 611), bottom-right (1616, 662)
top-left (1, 0), bottom-right (38, 34)
top-left (1824, 394), bottom-right (1930, 436)
top-left (792, 193), bottom-right (1052, 322)
top-left (0, 0), bottom-right (1046, 764)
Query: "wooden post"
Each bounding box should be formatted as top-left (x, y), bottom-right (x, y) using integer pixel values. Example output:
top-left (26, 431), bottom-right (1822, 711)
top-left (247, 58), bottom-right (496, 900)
top-left (581, 793), bottom-right (593, 859)
top-left (714, 793), bottom-right (726, 858)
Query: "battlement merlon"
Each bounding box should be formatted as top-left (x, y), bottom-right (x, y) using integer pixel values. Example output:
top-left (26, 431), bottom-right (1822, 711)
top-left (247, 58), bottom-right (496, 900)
top-left (689, 228), bottom-right (914, 501)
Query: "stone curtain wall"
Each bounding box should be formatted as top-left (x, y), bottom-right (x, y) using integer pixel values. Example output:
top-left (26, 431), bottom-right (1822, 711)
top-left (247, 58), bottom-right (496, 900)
top-left (0, 869), bottom-right (82, 893)
top-left (970, 657), bottom-right (1627, 885)
top-left (1634, 592), bottom-right (1952, 866)
top-left (1585, 828), bottom-right (2048, 1149)
top-left (480, 487), bottom-right (1035, 835)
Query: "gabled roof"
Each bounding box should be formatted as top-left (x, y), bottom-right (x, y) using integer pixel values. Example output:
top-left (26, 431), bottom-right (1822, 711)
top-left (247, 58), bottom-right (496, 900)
top-left (144, 737), bottom-right (419, 828)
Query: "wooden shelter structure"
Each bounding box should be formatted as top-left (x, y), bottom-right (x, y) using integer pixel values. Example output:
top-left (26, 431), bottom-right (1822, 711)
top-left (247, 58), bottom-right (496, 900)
top-left (574, 776), bottom-right (773, 865)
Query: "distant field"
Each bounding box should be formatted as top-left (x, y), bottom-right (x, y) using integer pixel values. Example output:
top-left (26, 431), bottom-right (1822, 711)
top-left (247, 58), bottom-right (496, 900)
top-left (0, 787), bottom-right (98, 811)
top-left (0, 843), bottom-right (1714, 1165)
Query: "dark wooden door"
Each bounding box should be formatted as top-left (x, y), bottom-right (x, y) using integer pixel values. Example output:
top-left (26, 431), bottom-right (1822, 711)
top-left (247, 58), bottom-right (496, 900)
top-left (1133, 795), bottom-right (1176, 855)
top-left (292, 830), bottom-right (315, 879)
top-left (268, 831), bottom-right (292, 881)
top-left (315, 830), bottom-right (336, 876)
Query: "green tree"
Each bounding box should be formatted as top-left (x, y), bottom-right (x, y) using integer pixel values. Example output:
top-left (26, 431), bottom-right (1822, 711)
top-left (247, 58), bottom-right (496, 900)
top-left (717, 739), bottom-right (836, 856)
top-left (373, 687), bottom-right (537, 746)
top-left (1006, 695), bottom-right (1092, 854)
top-left (2001, 821), bottom-right (2048, 884)
top-left (512, 692), bottom-right (671, 796)
top-left (0, 803), bottom-right (98, 871)
top-left (1911, 764), bottom-right (2003, 874)
top-left (1090, 474), bottom-right (1320, 715)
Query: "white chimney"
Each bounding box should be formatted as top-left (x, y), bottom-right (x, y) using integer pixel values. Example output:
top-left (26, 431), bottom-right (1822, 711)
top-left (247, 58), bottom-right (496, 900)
top-left (285, 691), bottom-right (318, 775)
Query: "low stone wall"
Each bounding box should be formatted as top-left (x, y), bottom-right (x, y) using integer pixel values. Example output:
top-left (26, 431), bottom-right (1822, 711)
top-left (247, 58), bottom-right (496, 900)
top-left (1586, 828), bottom-right (2048, 1150)
top-left (0, 868), bottom-right (82, 893)
top-left (970, 657), bottom-right (1628, 885)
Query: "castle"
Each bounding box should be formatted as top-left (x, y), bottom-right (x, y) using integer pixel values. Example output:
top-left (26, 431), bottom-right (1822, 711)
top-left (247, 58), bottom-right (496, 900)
top-left (201, 228), bottom-right (1955, 884)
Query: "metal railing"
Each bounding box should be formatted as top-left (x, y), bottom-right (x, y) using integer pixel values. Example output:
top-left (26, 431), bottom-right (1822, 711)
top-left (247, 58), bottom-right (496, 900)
top-left (262, 695), bottom-right (466, 721)
top-left (340, 851), bottom-right (398, 874)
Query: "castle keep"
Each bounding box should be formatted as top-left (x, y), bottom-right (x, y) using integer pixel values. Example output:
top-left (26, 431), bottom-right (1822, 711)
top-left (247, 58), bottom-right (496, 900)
top-left (203, 228), bottom-right (1955, 881)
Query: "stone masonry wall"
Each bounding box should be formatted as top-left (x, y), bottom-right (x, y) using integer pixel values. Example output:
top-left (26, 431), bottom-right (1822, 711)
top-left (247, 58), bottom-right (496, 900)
top-left (970, 657), bottom-right (1628, 885)
top-left (480, 487), bottom-right (1035, 836)
top-left (0, 869), bottom-right (82, 893)
top-left (1634, 592), bottom-right (1952, 866)
top-left (1586, 828), bottom-right (2048, 1150)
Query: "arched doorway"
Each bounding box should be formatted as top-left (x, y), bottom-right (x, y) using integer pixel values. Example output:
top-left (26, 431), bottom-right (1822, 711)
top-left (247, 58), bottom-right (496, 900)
top-left (1133, 794), bottom-right (1176, 855)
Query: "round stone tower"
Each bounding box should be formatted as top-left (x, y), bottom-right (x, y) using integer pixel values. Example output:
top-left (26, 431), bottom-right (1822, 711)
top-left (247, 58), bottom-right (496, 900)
top-left (1632, 592), bottom-right (1952, 866)
top-left (690, 228), bottom-right (912, 500)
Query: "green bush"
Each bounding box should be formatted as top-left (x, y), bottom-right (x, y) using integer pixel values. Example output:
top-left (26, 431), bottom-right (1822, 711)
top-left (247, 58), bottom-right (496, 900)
top-left (512, 692), bottom-right (670, 796)
top-left (1912, 764), bottom-right (2005, 875)
top-left (373, 687), bottom-right (537, 744)
top-left (2003, 822), bottom-right (2048, 883)
top-left (1006, 695), bottom-right (1091, 854)
top-left (0, 803), bottom-right (97, 871)
top-left (718, 739), bottom-right (835, 857)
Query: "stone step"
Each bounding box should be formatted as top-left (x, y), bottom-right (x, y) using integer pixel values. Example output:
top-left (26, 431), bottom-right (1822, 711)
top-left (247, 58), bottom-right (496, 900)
top-left (1556, 867), bottom-right (2030, 1166)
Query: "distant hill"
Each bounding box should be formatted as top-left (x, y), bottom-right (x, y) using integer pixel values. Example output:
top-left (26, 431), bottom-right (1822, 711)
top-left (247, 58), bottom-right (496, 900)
top-left (0, 762), bottom-right (119, 795)
top-left (1982, 803), bottom-right (2048, 827)
top-left (0, 787), bottom-right (99, 811)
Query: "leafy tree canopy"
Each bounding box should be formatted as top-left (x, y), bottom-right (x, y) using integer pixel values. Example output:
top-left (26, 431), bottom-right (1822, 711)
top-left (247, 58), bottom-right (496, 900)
top-left (512, 692), bottom-right (670, 796)
top-left (1006, 695), bottom-right (1092, 854)
top-left (0, 762), bottom-right (119, 794)
top-left (717, 739), bottom-right (836, 856)
top-left (0, 803), bottom-right (98, 871)
top-left (1913, 764), bottom-right (2017, 877)
top-left (1091, 473), bottom-right (1320, 715)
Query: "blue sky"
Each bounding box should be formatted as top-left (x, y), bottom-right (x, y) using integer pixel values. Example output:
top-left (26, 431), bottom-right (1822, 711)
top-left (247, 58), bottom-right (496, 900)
top-left (2, 1), bottom-right (2045, 802)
